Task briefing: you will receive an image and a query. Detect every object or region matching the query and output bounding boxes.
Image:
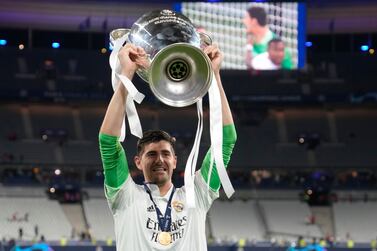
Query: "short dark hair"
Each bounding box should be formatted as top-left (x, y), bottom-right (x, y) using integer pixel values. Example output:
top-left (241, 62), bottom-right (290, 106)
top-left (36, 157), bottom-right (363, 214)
top-left (137, 130), bottom-right (176, 155)
top-left (268, 37), bottom-right (284, 47)
top-left (247, 6), bottom-right (268, 26)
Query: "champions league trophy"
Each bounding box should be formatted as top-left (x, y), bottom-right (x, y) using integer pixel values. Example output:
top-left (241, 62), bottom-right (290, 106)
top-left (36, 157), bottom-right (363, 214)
top-left (110, 9), bottom-right (213, 107)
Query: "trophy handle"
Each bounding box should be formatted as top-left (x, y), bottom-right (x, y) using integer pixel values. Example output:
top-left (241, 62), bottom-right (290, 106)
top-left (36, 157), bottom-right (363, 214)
top-left (109, 28), bottom-right (151, 83)
top-left (109, 28), bottom-right (130, 47)
top-left (198, 32), bottom-right (212, 49)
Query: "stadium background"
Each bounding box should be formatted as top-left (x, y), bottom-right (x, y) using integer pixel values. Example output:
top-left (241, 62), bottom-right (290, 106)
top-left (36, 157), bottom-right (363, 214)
top-left (1, 0), bottom-right (377, 251)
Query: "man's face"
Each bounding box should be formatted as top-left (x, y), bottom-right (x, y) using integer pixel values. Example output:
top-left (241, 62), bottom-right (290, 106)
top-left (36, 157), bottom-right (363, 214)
top-left (268, 41), bottom-right (285, 66)
top-left (243, 12), bottom-right (257, 34)
top-left (134, 140), bottom-right (177, 186)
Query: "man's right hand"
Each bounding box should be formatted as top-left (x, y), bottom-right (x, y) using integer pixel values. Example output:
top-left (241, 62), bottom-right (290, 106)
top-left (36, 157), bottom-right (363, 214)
top-left (118, 43), bottom-right (147, 80)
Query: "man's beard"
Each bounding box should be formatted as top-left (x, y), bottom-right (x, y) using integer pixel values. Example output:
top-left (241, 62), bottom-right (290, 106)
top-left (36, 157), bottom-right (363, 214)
top-left (148, 167), bottom-right (169, 186)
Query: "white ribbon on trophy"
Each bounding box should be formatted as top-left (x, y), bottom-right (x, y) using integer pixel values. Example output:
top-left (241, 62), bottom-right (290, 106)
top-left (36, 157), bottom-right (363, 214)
top-left (109, 34), bottom-right (145, 140)
top-left (207, 74), bottom-right (234, 199)
top-left (184, 99), bottom-right (203, 208)
top-left (184, 75), bottom-right (235, 208)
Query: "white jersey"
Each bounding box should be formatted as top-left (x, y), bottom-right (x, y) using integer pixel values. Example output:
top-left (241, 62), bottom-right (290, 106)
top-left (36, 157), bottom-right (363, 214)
top-left (106, 172), bottom-right (218, 251)
top-left (251, 52), bottom-right (281, 70)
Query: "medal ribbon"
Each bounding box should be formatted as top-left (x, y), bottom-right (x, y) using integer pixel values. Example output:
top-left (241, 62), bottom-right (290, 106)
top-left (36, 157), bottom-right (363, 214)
top-left (143, 184), bottom-right (176, 232)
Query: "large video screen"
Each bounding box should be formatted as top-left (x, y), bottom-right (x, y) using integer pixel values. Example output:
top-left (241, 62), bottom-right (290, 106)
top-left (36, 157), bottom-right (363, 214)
top-left (177, 2), bottom-right (306, 70)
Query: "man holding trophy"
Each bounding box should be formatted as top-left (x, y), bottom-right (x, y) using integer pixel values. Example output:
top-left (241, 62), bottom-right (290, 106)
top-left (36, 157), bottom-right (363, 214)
top-left (99, 9), bottom-right (237, 251)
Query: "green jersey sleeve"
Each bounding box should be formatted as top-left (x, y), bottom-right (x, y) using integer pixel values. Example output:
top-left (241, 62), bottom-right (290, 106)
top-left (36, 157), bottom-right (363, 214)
top-left (282, 48), bottom-right (293, 69)
top-left (199, 124), bottom-right (237, 192)
top-left (98, 133), bottom-right (129, 197)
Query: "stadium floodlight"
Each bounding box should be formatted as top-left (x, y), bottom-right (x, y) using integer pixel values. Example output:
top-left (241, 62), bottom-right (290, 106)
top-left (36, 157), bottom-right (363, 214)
top-left (54, 169), bottom-right (61, 175)
top-left (360, 45), bottom-right (369, 51)
top-left (52, 42), bottom-right (60, 49)
top-left (0, 39), bottom-right (7, 46)
top-left (298, 137), bottom-right (305, 144)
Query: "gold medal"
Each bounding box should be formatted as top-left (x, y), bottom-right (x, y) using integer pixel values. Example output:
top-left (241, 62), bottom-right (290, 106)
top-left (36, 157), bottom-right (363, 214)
top-left (158, 231), bottom-right (172, 246)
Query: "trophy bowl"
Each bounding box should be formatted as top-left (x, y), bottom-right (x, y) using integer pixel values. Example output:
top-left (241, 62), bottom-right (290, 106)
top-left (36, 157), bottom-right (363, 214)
top-left (110, 9), bottom-right (213, 107)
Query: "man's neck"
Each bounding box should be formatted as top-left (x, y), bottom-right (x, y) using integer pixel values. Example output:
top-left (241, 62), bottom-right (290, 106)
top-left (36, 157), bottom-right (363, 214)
top-left (252, 26), bottom-right (269, 44)
top-left (158, 181), bottom-right (173, 197)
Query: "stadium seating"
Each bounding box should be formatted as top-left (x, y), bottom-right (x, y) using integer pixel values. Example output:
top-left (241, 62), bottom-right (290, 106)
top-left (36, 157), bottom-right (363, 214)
top-left (0, 104), bottom-right (25, 140)
top-left (2, 105), bottom-right (377, 170)
top-left (259, 200), bottom-right (322, 239)
top-left (284, 109), bottom-right (330, 143)
top-left (60, 141), bottom-right (102, 165)
top-left (79, 107), bottom-right (106, 141)
top-left (0, 140), bottom-right (57, 164)
top-left (82, 199), bottom-right (115, 240)
top-left (29, 105), bottom-right (76, 140)
top-left (0, 197), bottom-right (71, 241)
top-left (210, 200), bottom-right (265, 241)
top-left (333, 202), bottom-right (377, 242)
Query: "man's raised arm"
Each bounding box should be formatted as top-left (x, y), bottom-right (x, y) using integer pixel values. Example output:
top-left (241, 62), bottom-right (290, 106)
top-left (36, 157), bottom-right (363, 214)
top-left (200, 44), bottom-right (237, 191)
top-left (99, 44), bottom-right (146, 192)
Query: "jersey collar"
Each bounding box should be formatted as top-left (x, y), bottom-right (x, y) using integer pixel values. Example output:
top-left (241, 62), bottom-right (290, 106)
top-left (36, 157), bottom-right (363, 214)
top-left (145, 183), bottom-right (174, 201)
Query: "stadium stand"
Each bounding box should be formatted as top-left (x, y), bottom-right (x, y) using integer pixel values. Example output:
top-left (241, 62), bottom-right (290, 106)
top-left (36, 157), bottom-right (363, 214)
top-left (79, 107), bottom-right (106, 141)
top-left (60, 141), bottom-right (101, 165)
top-left (0, 140), bottom-right (57, 164)
top-left (284, 109), bottom-right (330, 143)
top-left (333, 202), bottom-right (377, 243)
top-left (209, 200), bottom-right (265, 241)
top-left (234, 113), bottom-right (309, 168)
top-left (82, 199), bottom-right (115, 240)
top-left (259, 200), bottom-right (322, 239)
top-left (0, 197), bottom-right (71, 241)
top-left (0, 104), bottom-right (25, 140)
top-left (29, 105), bottom-right (76, 140)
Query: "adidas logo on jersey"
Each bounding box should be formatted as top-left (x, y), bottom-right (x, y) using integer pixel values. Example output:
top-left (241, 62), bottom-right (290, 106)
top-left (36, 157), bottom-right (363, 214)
top-left (147, 205), bottom-right (155, 212)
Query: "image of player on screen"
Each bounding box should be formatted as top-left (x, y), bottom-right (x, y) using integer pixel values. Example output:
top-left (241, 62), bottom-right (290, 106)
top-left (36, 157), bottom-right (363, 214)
top-left (243, 6), bottom-right (292, 70)
top-left (252, 38), bottom-right (286, 70)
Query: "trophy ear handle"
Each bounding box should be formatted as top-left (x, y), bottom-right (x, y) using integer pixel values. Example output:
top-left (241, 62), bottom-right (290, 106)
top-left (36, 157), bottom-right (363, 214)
top-left (198, 32), bottom-right (212, 49)
top-left (109, 28), bottom-right (131, 47)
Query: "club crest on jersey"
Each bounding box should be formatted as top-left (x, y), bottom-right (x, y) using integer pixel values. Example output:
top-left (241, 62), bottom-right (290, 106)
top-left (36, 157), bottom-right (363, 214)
top-left (147, 205), bottom-right (155, 212)
top-left (172, 200), bottom-right (184, 212)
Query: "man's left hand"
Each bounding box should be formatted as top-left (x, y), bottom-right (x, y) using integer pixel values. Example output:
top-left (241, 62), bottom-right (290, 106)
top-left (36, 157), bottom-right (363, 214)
top-left (204, 43), bottom-right (223, 74)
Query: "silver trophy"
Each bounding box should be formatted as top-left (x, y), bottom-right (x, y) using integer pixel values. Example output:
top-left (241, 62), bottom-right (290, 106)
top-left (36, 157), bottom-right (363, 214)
top-left (110, 9), bottom-right (213, 107)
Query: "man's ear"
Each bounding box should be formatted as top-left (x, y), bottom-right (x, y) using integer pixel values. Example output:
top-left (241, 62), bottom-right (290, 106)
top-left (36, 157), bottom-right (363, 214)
top-left (134, 155), bottom-right (143, 171)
